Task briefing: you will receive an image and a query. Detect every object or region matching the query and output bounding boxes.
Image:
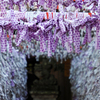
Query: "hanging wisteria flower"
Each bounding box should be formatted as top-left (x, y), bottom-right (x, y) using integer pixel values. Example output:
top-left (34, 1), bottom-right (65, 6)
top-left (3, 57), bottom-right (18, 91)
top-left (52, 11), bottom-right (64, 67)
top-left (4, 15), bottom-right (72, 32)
top-left (0, 42), bottom-right (27, 100)
top-left (69, 40), bottom-right (100, 100)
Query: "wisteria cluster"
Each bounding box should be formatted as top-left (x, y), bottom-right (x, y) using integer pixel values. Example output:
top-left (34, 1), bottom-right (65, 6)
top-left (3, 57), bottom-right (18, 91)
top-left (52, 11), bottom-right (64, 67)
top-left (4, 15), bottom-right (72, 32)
top-left (13, 28), bottom-right (95, 62)
top-left (0, 11), bottom-right (98, 56)
top-left (0, 0), bottom-right (99, 13)
top-left (0, 42), bottom-right (27, 100)
top-left (69, 39), bottom-right (100, 100)
top-left (0, 0), bottom-right (99, 60)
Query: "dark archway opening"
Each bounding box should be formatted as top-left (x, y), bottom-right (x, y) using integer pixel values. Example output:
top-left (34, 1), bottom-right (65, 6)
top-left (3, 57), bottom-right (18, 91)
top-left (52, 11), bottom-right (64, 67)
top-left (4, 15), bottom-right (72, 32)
top-left (26, 56), bottom-right (39, 100)
top-left (26, 56), bottom-right (72, 100)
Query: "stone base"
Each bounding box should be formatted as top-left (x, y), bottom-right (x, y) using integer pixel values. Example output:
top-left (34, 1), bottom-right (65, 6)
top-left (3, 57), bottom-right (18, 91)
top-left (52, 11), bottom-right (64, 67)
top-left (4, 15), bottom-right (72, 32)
top-left (31, 94), bottom-right (58, 100)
